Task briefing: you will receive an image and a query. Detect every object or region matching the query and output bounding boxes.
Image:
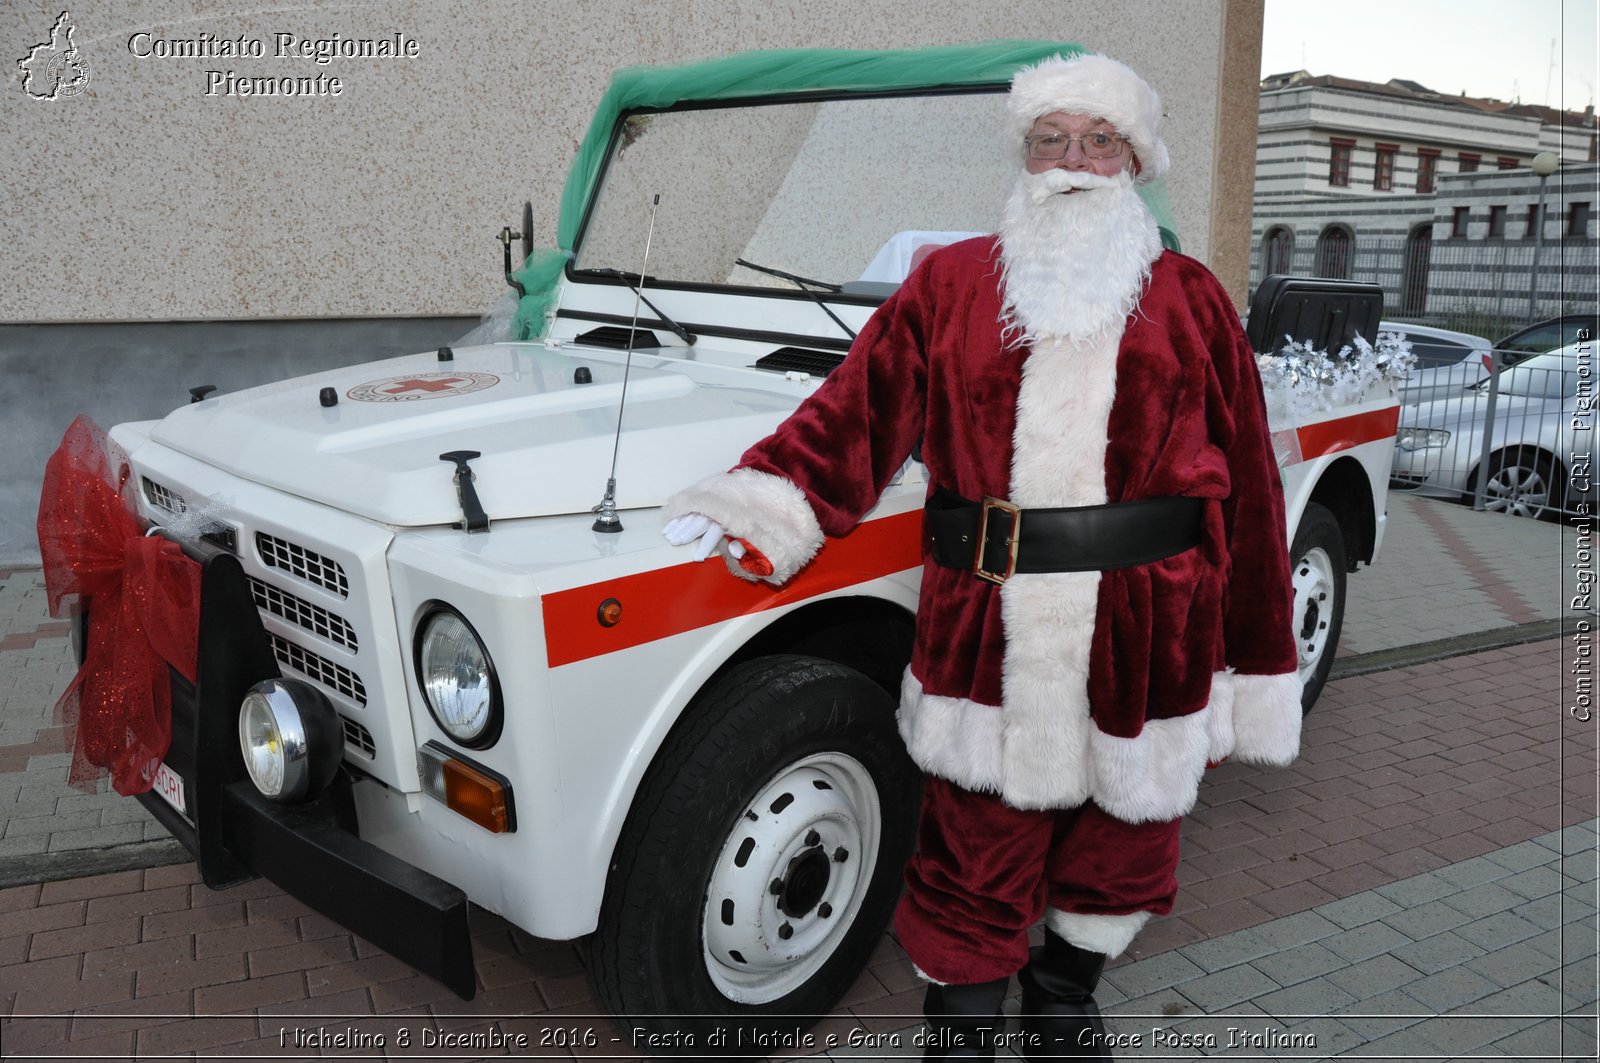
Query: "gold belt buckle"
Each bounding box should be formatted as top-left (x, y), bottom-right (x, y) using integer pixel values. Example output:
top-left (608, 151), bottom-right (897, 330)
top-left (974, 497), bottom-right (1021, 585)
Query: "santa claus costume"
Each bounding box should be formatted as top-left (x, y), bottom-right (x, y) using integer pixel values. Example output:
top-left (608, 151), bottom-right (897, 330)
top-left (665, 53), bottom-right (1301, 1061)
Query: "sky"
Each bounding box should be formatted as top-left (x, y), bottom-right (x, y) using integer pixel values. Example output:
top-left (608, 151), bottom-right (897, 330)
top-left (1261, 0), bottom-right (1598, 112)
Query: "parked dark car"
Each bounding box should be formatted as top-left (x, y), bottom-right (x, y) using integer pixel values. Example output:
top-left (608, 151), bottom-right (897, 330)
top-left (1495, 315), bottom-right (1597, 365)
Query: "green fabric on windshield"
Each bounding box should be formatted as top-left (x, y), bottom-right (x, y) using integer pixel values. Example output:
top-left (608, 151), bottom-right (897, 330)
top-left (510, 41), bottom-right (1181, 339)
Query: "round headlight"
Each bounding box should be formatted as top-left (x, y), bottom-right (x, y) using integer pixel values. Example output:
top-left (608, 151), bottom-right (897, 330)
top-left (240, 690), bottom-right (288, 798)
top-left (416, 606), bottom-right (502, 748)
top-left (237, 679), bottom-right (343, 803)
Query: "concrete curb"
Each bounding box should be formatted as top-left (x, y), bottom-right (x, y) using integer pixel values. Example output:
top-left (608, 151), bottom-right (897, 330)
top-left (1330, 616), bottom-right (1571, 681)
top-left (0, 838), bottom-right (187, 890)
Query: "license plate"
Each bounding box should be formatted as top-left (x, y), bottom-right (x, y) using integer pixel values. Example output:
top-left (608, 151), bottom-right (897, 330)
top-left (152, 761), bottom-right (186, 815)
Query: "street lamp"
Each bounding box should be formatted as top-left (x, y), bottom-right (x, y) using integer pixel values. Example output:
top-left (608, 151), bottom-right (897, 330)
top-left (1527, 151), bottom-right (1560, 320)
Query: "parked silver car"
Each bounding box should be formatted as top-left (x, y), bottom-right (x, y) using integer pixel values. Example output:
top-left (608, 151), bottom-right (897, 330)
top-left (1391, 345), bottom-right (1593, 518)
top-left (1387, 322), bottom-right (1495, 406)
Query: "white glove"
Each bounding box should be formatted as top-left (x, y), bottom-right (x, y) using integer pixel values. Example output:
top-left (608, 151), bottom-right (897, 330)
top-left (662, 512), bottom-right (747, 562)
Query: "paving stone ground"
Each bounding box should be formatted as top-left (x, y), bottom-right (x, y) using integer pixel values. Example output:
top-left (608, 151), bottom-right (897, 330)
top-left (0, 493), bottom-right (1595, 1061)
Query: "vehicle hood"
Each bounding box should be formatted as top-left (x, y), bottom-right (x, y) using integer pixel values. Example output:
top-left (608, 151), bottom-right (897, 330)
top-left (148, 343), bottom-right (801, 526)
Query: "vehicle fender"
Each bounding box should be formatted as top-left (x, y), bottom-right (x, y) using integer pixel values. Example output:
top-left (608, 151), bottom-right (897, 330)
top-left (565, 572), bottom-right (920, 932)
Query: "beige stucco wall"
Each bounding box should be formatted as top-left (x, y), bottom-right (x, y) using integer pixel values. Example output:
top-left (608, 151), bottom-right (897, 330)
top-left (3, 0), bottom-right (1260, 322)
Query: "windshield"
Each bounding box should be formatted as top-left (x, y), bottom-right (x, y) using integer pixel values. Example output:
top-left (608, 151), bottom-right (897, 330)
top-left (574, 91), bottom-right (1015, 291)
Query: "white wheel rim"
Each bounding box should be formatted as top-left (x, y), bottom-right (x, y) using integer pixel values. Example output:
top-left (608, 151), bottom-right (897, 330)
top-left (1292, 545), bottom-right (1336, 683)
top-left (1485, 463), bottom-right (1550, 518)
top-left (701, 752), bottom-right (881, 1004)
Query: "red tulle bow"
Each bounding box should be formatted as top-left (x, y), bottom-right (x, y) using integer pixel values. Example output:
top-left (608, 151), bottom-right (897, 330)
top-left (36, 416), bottom-right (201, 795)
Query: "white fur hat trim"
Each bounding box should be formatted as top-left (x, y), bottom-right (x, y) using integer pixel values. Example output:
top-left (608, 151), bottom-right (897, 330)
top-left (1009, 53), bottom-right (1169, 185)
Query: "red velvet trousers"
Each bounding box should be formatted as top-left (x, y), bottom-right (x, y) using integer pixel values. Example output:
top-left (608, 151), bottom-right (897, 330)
top-left (893, 776), bottom-right (1183, 985)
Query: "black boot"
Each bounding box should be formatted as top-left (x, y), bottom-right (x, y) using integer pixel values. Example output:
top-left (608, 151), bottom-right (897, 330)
top-left (1017, 931), bottom-right (1112, 1060)
top-left (921, 976), bottom-right (1009, 1061)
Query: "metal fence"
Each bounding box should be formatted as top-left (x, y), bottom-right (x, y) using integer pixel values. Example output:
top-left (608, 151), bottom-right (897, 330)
top-left (1250, 235), bottom-right (1599, 339)
top-left (1387, 347), bottom-right (1595, 519)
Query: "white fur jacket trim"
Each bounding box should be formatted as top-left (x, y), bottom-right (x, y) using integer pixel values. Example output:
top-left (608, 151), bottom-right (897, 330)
top-left (663, 468), bottom-right (825, 585)
top-left (897, 669), bottom-right (1215, 823)
top-left (1209, 671), bottom-right (1304, 767)
top-left (1045, 908), bottom-right (1151, 959)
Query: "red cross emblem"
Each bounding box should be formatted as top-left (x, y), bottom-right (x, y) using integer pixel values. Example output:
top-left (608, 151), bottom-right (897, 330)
top-left (382, 377), bottom-right (467, 394)
top-left (346, 371), bottom-right (500, 403)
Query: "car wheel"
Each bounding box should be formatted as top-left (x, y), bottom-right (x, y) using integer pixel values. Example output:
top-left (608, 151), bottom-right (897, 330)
top-left (588, 655), bottom-right (920, 1050)
top-left (1290, 502), bottom-right (1347, 713)
top-left (1481, 448), bottom-right (1563, 521)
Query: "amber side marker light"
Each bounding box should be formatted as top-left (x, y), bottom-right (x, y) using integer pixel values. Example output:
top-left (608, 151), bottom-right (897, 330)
top-left (418, 741), bottom-right (516, 833)
top-left (597, 597), bottom-right (623, 627)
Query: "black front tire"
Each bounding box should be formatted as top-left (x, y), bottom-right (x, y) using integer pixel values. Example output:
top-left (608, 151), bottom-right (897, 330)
top-left (588, 655), bottom-right (920, 1051)
top-left (1290, 502), bottom-right (1347, 713)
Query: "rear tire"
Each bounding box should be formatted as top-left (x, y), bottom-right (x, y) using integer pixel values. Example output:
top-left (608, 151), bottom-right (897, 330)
top-left (588, 655), bottom-right (920, 1052)
top-left (1290, 503), bottom-right (1347, 713)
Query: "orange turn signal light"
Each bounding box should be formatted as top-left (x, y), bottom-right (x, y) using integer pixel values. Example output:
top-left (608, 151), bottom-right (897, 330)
top-left (418, 742), bottom-right (515, 833)
top-left (443, 758), bottom-right (511, 833)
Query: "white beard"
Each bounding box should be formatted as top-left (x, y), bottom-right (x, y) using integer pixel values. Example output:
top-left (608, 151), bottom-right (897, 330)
top-left (998, 168), bottom-right (1162, 347)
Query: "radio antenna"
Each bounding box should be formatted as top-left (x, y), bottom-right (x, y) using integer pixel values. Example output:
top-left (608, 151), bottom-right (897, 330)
top-left (592, 192), bottom-right (662, 533)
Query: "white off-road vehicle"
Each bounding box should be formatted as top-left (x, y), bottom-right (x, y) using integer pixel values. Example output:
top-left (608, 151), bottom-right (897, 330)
top-left (80, 44), bottom-right (1399, 1045)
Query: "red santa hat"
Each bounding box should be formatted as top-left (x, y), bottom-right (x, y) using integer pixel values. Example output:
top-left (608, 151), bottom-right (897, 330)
top-left (1008, 52), bottom-right (1169, 186)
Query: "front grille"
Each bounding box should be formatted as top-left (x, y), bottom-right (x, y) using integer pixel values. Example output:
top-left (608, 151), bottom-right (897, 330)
top-left (249, 578), bottom-right (358, 651)
top-left (268, 633), bottom-right (367, 706)
top-left (341, 716), bottom-right (376, 758)
top-left (256, 533), bottom-right (349, 597)
top-left (143, 477), bottom-right (188, 514)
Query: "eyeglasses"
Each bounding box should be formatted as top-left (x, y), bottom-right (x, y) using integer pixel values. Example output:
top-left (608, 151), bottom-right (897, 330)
top-left (1024, 131), bottom-right (1129, 161)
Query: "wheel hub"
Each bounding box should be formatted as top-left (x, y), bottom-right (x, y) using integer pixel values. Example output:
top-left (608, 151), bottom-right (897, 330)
top-left (777, 846), bottom-right (831, 918)
top-left (1298, 598), bottom-right (1321, 643)
top-left (1486, 464), bottom-right (1549, 518)
top-left (1291, 546), bottom-right (1335, 680)
top-left (701, 754), bottom-right (881, 1004)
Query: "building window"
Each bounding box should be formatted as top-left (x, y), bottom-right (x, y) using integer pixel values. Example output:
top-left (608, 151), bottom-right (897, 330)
top-left (1451, 206), bottom-right (1470, 237)
top-left (1262, 227), bottom-right (1294, 277)
top-left (1488, 204), bottom-right (1507, 238)
top-left (1459, 152), bottom-right (1481, 173)
top-left (1572, 203), bottom-right (1594, 237)
top-left (1373, 143), bottom-right (1398, 190)
top-left (1590, 133), bottom-right (1597, 163)
top-left (1316, 225), bottom-right (1353, 278)
top-left (1328, 139), bottom-right (1354, 187)
top-left (1402, 226), bottom-right (1432, 316)
top-left (1416, 149), bottom-right (1440, 194)
top-left (1497, 156), bottom-right (1519, 170)
top-left (1526, 204), bottom-right (1540, 238)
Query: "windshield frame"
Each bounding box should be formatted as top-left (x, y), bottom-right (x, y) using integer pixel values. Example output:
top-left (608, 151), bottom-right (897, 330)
top-left (566, 83), bottom-right (1013, 306)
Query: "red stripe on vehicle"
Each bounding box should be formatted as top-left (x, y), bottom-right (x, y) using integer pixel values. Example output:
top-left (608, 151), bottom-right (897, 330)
top-left (542, 509), bottom-right (923, 667)
top-left (1295, 407), bottom-right (1400, 460)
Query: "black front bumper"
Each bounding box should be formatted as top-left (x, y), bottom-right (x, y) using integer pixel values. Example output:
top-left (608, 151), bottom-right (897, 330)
top-left (132, 541), bottom-right (476, 999)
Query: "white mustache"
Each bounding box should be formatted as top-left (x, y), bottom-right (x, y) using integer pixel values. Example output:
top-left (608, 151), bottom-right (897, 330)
top-left (1026, 168), bottom-right (1126, 203)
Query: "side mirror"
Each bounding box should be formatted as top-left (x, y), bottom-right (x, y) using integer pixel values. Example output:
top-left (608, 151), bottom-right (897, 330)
top-left (499, 201), bottom-right (536, 297)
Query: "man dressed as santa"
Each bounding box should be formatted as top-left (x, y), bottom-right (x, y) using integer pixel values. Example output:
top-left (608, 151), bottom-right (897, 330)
top-left (663, 52), bottom-right (1302, 1061)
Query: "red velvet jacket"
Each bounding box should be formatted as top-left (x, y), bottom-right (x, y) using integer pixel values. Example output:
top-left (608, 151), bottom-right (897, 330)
top-left (667, 237), bottom-right (1302, 823)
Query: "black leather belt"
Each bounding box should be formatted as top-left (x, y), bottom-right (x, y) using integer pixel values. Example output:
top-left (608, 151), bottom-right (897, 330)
top-left (924, 488), bottom-right (1205, 584)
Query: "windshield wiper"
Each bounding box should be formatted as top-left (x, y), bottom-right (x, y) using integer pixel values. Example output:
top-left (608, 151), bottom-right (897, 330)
top-left (586, 268), bottom-right (696, 346)
top-left (735, 258), bottom-right (856, 341)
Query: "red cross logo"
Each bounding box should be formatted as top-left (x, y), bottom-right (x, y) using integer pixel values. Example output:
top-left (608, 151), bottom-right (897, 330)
top-left (382, 377), bottom-right (466, 394)
top-left (346, 371), bottom-right (499, 403)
